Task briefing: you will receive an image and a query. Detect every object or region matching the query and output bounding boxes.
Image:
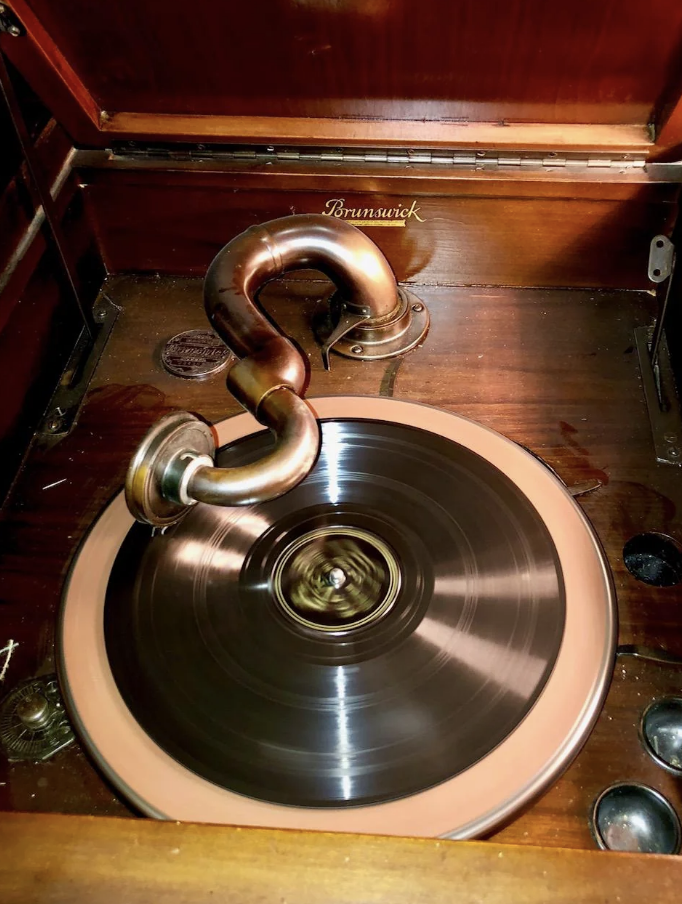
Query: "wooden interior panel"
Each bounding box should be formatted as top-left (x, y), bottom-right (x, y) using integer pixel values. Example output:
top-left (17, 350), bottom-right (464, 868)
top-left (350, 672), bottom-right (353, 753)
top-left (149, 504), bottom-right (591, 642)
top-left (0, 4), bottom-right (100, 144)
top-left (0, 250), bottom-right (81, 501)
top-left (99, 117), bottom-right (654, 155)
top-left (0, 60), bottom-right (50, 195)
top-left (19, 0), bottom-right (682, 128)
top-left (0, 119), bottom-right (104, 502)
top-left (77, 165), bottom-right (679, 289)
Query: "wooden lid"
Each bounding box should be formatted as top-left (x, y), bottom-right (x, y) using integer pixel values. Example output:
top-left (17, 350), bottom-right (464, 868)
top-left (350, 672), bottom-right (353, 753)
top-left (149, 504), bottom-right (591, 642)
top-left (3, 0), bottom-right (682, 158)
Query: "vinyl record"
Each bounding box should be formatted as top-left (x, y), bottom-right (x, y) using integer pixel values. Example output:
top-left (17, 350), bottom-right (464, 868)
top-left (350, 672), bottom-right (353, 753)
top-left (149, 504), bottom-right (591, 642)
top-left (105, 419), bottom-right (565, 807)
top-left (60, 397), bottom-right (615, 837)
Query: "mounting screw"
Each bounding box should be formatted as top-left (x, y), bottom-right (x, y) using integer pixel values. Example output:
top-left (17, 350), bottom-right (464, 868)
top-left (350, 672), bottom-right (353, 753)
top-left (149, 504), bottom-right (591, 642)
top-left (0, 4), bottom-right (24, 36)
top-left (350, 345), bottom-right (363, 355)
top-left (668, 447), bottom-right (681, 460)
top-left (411, 302), bottom-right (424, 313)
top-left (664, 433), bottom-right (678, 443)
top-left (93, 306), bottom-right (108, 323)
top-left (45, 412), bottom-right (64, 434)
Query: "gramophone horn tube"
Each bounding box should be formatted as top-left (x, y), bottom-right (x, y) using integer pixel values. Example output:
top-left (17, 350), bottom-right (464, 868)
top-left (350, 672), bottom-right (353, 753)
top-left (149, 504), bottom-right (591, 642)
top-left (187, 387), bottom-right (319, 506)
top-left (204, 213), bottom-right (401, 380)
top-left (126, 214), bottom-right (423, 526)
top-left (188, 214), bottom-right (401, 503)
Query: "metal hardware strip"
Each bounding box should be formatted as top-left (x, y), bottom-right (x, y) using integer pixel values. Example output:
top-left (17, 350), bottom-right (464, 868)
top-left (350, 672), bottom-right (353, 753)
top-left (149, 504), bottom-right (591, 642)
top-left (103, 142), bottom-right (648, 171)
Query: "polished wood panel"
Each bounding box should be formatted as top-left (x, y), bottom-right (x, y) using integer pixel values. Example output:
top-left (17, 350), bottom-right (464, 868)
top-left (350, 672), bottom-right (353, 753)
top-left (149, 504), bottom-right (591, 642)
top-left (0, 2), bottom-right (100, 144)
top-left (19, 0), bottom-right (682, 126)
top-left (0, 59), bottom-right (50, 195)
top-left (0, 118), bottom-right (104, 503)
top-left (2, 811), bottom-right (681, 904)
top-left (652, 92), bottom-right (682, 162)
top-left (101, 116), bottom-right (653, 155)
top-left (0, 251), bottom-right (82, 502)
top-left (2, 276), bottom-right (682, 850)
top-left (77, 165), bottom-right (678, 289)
top-left (7, 1), bottom-right (682, 153)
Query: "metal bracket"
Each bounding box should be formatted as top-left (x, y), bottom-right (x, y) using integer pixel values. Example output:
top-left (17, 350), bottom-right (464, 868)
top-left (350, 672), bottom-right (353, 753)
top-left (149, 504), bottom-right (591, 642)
top-left (648, 235), bottom-right (675, 284)
top-left (648, 235), bottom-right (676, 367)
top-left (320, 309), bottom-right (370, 370)
top-left (37, 295), bottom-right (120, 443)
top-left (635, 327), bottom-right (682, 466)
top-left (0, 3), bottom-right (23, 36)
top-left (634, 235), bottom-right (682, 466)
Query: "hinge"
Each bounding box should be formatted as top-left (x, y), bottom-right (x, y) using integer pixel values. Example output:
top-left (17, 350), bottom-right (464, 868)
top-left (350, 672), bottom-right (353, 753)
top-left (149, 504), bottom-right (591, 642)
top-left (110, 142), bottom-right (647, 171)
top-left (0, 3), bottom-right (24, 36)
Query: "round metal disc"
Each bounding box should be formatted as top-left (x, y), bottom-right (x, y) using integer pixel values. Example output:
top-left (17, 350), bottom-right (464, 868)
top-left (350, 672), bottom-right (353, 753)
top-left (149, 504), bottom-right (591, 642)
top-left (124, 411), bottom-right (215, 527)
top-left (60, 397), bottom-right (615, 838)
top-left (161, 329), bottom-right (232, 378)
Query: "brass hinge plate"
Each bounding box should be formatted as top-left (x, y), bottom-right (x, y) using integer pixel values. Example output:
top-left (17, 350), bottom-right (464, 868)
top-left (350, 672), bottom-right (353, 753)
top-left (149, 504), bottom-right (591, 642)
top-left (109, 142), bottom-right (647, 172)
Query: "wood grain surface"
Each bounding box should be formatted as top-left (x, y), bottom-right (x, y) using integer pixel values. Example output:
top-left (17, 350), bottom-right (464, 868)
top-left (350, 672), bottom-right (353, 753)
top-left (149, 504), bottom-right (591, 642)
top-left (2, 275), bottom-right (682, 851)
top-left (1, 810), bottom-right (681, 904)
top-left (76, 163), bottom-right (679, 290)
top-left (99, 116), bottom-right (654, 155)
top-left (0, 2), bottom-right (101, 145)
top-left (19, 0), bottom-right (682, 126)
top-left (6, 1), bottom-right (682, 155)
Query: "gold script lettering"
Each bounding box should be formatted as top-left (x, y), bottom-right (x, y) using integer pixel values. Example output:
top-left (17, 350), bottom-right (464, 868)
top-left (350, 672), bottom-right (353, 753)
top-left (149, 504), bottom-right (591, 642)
top-left (322, 198), bottom-right (425, 226)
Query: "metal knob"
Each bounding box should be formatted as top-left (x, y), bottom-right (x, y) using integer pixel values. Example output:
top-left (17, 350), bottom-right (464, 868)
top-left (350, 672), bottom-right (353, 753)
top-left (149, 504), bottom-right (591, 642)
top-left (15, 693), bottom-right (50, 729)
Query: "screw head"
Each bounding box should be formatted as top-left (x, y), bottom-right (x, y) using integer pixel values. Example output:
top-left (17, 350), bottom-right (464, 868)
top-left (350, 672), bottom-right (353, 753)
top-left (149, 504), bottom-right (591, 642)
top-left (411, 302), bottom-right (424, 313)
top-left (0, 5), bottom-right (7, 14)
top-left (45, 416), bottom-right (64, 434)
top-left (8, 24), bottom-right (20, 36)
top-left (350, 345), bottom-right (363, 355)
top-left (93, 307), bottom-right (107, 322)
top-left (668, 447), bottom-right (681, 460)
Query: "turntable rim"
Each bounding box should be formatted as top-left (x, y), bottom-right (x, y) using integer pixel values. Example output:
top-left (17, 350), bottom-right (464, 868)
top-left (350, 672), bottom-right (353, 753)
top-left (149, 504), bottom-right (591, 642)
top-left (59, 396), bottom-right (616, 839)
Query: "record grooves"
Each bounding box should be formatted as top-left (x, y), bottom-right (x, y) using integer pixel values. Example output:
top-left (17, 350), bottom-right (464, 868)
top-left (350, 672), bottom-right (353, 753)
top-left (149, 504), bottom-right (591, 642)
top-left (104, 419), bottom-right (566, 808)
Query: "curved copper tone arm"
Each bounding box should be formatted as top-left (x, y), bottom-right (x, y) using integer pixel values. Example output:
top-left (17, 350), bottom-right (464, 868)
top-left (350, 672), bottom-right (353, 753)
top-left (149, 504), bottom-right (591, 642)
top-left (205, 213), bottom-right (401, 373)
top-left (126, 214), bottom-right (428, 526)
top-left (190, 215), bottom-right (402, 506)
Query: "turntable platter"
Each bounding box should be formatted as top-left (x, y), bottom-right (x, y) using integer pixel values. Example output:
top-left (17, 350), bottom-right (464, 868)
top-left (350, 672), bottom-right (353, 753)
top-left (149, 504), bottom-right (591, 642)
top-left (60, 397), bottom-right (615, 837)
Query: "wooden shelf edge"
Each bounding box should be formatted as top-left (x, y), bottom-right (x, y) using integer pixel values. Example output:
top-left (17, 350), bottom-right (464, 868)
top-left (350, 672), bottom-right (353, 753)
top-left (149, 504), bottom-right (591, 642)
top-left (1, 810), bottom-right (680, 903)
top-left (101, 113), bottom-right (653, 154)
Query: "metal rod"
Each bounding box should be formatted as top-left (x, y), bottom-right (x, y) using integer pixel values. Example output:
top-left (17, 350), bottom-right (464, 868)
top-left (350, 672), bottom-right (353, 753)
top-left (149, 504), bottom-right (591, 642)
top-left (0, 48), bottom-right (95, 338)
top-left (650, 257), bottom-right (676, 369)
top-left (0, 146), bottom-right (75, 298)
top-left (617, 644), bottom-right (682, 667)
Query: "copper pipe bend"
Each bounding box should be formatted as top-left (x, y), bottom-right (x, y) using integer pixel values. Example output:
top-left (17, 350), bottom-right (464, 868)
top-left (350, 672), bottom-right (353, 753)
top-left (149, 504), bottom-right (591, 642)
top-left (126, 215), bottom-right (427, 526)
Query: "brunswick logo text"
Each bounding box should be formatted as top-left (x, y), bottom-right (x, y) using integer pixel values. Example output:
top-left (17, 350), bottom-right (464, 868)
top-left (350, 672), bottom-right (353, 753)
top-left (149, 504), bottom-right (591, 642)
top-left (321, 198), bottom-right (425, 227)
